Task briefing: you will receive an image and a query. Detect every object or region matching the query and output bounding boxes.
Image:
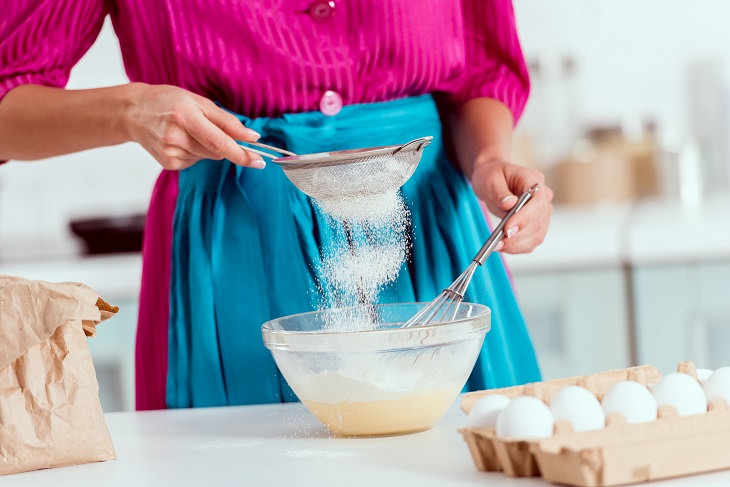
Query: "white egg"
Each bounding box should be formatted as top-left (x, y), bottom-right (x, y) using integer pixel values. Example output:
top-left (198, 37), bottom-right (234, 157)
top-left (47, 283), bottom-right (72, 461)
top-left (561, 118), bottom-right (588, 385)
top-left (495, 396), bottom-right (554, 439)
top-left (696, 368), bottom-right (714, 383)
top-left (702, 366), bottom-right (730, 406)
top-left (467, 394), bottom-right (510, 428)
top-left (549, 386), bottom-right (605, 432)
top-left (602, 380), bottom-right (657, 424)
top-left (652, 372), bottom-right (707, 416)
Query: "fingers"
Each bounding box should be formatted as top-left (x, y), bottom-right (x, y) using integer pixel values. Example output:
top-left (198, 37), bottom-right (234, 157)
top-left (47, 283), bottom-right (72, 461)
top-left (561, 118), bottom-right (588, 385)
top-left (186, 106), bottom-right (265, 168)
top-left (476, 162), bottom-right (546, 218)
top-left (482, 167), bottom-right (514, 218)
top-left (128, 85), bottom-right (268, 171)
top-left (183, 137), bottom-right (221, 160)
top-left (155, 145), bottom-right (201, 171)
top-left (499, 171), bottom-right (545, 211)
top-left (202, 104), bottom-right (266, 168)
top-left (471, 161), bottom-right (553, 255)
top-left (203, 103), bottom-right (260, 143)
top-left (499, 184), bottom-right (554, 254)
top-left (152, 121), bottom-right (217, 170)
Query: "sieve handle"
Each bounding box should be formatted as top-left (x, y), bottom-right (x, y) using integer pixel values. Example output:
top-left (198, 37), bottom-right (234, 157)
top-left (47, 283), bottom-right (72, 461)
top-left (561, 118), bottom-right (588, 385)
top-left (392, 136), bottom-right (433, 155)
top-left (238, 141), bottom-right (298, 160)
top-left (473, 183), bottom-right (539, 265)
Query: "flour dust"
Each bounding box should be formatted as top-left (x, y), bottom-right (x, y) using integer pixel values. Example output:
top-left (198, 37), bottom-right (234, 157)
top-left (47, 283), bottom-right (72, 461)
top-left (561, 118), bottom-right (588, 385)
top-left (314, 187), bottom-right (411, 331)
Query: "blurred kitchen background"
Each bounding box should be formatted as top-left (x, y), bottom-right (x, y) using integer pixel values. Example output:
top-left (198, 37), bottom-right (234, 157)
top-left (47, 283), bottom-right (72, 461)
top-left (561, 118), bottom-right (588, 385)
top-left (1, 0), bottom-right (729, 412)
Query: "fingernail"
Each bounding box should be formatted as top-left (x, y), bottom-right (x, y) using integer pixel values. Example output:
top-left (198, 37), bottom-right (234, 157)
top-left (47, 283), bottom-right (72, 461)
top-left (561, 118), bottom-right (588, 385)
top-left (501, 195), bottom-right (518, 204)
top-left (244, 128), bottom-right (261, 139)
top-left (495, 241), bottom-right (505, 251)
top-left (250, 159), bottom-right (266, 169)
top-left (506, 226), bottom-right (519, 238)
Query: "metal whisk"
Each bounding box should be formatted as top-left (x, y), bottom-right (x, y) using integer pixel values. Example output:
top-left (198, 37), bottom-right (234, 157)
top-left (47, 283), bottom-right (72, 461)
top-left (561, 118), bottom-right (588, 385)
top-left (402, 184), bottom-right (540, 328)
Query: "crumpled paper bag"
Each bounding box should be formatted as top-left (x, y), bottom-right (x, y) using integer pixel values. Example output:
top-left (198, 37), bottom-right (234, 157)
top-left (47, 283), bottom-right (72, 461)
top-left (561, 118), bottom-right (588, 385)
top-left (0, 274), bottom-right (118, 475)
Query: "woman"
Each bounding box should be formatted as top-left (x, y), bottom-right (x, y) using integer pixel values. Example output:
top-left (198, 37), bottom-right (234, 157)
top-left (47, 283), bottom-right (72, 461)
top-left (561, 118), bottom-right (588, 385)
top-left (0, 0), bottom-right (553, 410)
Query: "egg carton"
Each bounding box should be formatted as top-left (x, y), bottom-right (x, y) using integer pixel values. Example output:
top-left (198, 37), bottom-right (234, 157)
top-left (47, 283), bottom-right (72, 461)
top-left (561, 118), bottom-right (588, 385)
top-left (459, 364), bottom-right (662, 476)
top-left (459, 362), bottom-right (730, 486)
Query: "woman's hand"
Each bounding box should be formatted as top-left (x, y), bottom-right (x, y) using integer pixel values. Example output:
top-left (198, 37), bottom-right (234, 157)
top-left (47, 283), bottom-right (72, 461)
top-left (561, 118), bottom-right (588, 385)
top-left (125, 83), bottom-right (264, 170)
top-left (445, 97), bottom-right (553, 255)
top-left (0, 83), bottom-right (264, 168)
top-left (471, 159), bottom-right (553, 254)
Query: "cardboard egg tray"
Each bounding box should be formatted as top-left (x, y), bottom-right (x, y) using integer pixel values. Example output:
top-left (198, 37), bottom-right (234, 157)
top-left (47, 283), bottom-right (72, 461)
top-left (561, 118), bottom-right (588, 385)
top-left (459, 362), bottom-right (730, 486)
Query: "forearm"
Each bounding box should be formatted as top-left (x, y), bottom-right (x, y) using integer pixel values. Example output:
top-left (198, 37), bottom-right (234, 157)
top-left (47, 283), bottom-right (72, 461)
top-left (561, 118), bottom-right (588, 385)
top-left (446, 97), bottom-right (515, 180)
top-left (0, 83), bottom-right (140, 161)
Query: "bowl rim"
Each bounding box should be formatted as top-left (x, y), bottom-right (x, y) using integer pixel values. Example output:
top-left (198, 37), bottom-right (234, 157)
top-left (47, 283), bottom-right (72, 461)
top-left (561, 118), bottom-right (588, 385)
top-left (261, 302), bottom-right (491, 353)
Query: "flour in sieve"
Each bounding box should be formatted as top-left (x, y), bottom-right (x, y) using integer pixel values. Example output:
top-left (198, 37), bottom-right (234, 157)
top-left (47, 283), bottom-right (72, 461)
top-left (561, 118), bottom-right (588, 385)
top-left (293, 151), bottom-right (415, 201)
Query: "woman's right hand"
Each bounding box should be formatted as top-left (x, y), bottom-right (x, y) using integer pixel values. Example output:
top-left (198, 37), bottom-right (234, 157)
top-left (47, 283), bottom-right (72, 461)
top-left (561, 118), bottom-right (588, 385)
top-left (125, 83), bottom-right (264, 171)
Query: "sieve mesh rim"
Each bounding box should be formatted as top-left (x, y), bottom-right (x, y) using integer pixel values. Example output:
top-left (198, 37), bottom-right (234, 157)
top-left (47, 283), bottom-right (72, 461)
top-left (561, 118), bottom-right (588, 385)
top-left (272, 136), bottom-right (433, 169)
top-left (280, 151), bottom-right (422, 200)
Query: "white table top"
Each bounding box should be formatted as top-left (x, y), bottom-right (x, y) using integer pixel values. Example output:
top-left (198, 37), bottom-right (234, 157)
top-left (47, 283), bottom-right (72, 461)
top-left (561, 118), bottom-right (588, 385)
top-left (4, 400), bottom-right (730, 486)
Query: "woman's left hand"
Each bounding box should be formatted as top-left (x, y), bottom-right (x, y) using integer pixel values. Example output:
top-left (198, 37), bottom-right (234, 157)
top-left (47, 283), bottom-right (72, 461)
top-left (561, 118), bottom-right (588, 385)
top-left (470, 159), bottom-right (553, 254)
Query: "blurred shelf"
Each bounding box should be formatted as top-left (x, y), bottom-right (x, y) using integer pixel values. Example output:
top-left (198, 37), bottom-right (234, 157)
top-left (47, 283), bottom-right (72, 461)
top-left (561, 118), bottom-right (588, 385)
top-left (3, 196), bottom-right (730, 293)
top-left (0, 253), bottom-right (142, 300)
top-left (503, 202), bottom-right (631, 273)
top-left (626, 194), bottom-right (730, 265)
top-left (505, 195), bottom-right (730, 274)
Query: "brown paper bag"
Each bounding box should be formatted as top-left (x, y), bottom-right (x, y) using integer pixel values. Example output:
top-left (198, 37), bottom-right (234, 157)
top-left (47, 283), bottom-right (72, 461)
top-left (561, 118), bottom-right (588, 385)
top-left (0, 274), bottom-right (118, 475)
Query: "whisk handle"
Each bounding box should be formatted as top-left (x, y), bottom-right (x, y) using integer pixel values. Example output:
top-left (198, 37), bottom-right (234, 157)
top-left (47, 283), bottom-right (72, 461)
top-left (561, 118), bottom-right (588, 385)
top-left (473, 183), bottom-right (539, 266)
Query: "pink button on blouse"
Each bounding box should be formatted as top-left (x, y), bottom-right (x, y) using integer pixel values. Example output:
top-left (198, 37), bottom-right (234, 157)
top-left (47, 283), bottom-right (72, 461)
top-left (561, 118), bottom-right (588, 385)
top-left (319, 90), bottom-right (343, 116)
top-left (0, 0), bottom-right (530, 120)
top-left (309, 0), bottom-right (336, 23)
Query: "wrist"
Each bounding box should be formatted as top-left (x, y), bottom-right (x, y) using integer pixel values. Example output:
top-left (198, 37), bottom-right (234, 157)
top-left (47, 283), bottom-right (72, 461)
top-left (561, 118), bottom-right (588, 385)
top-left (468, 154), bottom-right (509, 181)
top-left (114, 82), bottom-right (148, 143)
top-left (447, 98), bottom-right (514, 179)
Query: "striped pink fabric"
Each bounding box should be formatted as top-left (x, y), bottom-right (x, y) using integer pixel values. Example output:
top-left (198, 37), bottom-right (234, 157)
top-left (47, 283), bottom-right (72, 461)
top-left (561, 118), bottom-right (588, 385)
top-left (0, 0), bottom-right (529, 119)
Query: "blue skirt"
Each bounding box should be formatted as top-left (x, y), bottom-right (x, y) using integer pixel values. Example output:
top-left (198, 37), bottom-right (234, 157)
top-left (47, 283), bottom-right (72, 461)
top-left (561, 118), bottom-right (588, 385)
top-left (168, 95), bottom-right (541, 408)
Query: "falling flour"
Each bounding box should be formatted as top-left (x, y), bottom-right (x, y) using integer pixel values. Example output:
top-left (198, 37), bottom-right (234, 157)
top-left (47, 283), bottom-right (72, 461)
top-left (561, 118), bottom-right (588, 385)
top-left (314, 185), bottom-right (411, 330)
top-left (315, 191), bottom-right (403, 223)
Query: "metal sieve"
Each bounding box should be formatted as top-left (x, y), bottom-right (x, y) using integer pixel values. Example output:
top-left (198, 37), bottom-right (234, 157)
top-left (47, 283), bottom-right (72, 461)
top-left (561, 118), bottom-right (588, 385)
top-left (239, 137), bottom-right (433, 201)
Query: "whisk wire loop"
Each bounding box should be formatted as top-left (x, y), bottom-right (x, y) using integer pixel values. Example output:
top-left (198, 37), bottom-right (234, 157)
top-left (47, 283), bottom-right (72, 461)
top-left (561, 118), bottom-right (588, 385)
top-left (402, 184), bottom-right (539, 328)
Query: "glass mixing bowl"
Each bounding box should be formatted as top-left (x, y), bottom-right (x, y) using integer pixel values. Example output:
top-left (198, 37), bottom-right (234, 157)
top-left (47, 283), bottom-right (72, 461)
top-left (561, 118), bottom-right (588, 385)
top-left (261, 302), bottom-right (490, 437)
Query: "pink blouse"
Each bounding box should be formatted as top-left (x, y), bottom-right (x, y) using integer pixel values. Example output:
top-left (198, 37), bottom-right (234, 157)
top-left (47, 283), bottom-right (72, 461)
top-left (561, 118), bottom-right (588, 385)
top-left (0, 0), bottom-right (529, 120)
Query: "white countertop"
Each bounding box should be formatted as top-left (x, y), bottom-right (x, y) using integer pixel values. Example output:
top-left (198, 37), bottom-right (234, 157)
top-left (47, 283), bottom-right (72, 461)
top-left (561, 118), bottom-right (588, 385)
top-left (3, 400), bottom-right (730, 486)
